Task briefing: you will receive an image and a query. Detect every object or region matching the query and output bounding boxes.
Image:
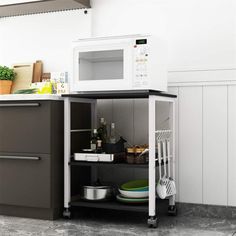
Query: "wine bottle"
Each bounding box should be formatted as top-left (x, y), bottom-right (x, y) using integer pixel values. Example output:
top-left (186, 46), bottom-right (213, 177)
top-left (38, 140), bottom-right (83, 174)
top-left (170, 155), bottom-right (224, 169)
top-left (97, 117), bottom-right (108, 144)
top-left (110, 123), bottom-right (116, 144)
top-left (96, 139), bottom-right (103, 153)
top-left (90, 129), bottom-right (98, 151)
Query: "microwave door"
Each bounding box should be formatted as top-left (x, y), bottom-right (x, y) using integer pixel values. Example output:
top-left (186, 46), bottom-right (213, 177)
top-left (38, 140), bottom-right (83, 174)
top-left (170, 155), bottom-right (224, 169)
top-left (73, 43), bottom-right (132, 91)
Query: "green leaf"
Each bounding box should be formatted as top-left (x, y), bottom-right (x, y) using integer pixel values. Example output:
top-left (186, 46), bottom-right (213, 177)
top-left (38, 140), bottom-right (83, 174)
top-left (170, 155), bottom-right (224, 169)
top-left (0, 65), bottom-right (15, 81)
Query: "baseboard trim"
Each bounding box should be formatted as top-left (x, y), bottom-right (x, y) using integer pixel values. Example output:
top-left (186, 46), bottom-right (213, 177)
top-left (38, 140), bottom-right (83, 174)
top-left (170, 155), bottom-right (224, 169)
top-left (0, 205), bottom-right (62, 220)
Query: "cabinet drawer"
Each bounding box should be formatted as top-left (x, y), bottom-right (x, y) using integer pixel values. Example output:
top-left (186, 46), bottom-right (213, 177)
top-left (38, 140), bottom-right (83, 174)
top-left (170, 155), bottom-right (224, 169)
top-left (0, 101), bottom-right (51, 153)
top-left (0, 153), bottom-right (51, 208)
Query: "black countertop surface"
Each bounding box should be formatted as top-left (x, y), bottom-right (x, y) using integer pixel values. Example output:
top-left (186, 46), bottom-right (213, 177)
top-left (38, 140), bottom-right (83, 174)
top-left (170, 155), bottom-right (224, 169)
top-left (63, 90), bottom-right (177, 99)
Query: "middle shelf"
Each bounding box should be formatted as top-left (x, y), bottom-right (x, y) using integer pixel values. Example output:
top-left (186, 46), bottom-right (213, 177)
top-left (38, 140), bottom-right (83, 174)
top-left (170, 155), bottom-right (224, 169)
top-left (70, 160), bottom-right (168, 168)
top-left (70, 161), bottom-right (149, 168)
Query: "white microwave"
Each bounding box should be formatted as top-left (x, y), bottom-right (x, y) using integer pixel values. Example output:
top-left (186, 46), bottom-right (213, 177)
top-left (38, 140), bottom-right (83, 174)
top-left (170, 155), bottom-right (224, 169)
top-left (71, 35), bottom-right (167, 92)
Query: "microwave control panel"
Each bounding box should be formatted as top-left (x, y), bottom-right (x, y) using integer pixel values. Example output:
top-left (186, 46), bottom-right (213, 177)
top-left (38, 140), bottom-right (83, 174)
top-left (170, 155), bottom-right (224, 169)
top-left (133, 43), bottom-right (149, 87)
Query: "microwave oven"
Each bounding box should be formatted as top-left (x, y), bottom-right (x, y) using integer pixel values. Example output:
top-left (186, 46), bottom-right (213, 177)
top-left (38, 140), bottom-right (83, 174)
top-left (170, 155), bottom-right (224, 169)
top-left (71, 35), bottom-right (167, 92)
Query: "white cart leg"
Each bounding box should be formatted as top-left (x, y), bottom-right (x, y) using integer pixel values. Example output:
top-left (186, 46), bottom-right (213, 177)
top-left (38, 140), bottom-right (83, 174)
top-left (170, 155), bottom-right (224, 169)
top-left (63, 97), bottom-right (71, 218)
top-left (168, 100), bottom-right (177, 216)
top-left (169, 101), bottom-right (175, 206)
top-left (148, 96), bottom-right (158, 227)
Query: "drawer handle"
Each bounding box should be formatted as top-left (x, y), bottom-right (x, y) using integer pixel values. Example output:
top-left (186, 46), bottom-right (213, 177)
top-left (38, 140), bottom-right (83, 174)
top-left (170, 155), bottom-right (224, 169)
top-left (0, 156), bottom-right (40, 161)
top-left (0, 103), bottom-right (40, 107)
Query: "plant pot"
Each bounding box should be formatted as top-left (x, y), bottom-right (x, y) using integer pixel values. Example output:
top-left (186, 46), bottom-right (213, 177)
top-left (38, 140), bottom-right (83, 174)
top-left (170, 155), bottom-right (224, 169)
top-left (0, 80), bottom-right (12, 94)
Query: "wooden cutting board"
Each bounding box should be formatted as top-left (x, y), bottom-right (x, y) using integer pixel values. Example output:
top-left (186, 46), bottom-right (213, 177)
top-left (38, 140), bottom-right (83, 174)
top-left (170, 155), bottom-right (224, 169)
top-left (32, 60), bottom-right (43, 83)
top-left (11, 63), bottom-right (34, 94)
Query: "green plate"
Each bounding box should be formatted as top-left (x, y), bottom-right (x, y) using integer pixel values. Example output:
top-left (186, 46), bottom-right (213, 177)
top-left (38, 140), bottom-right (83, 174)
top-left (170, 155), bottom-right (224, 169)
top-left (121, 179), bottom-right (148, 191)
top-left (116, 194), bottom-right (148, 204)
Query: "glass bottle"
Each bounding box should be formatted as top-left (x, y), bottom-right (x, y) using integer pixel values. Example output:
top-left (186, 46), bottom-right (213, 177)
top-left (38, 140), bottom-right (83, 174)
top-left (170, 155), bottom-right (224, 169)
top-left (97, 117), bottom-right (107, 144)
top-left (90, 129), bottom-right (98, 151)
top-left (102, 120), bottom-right (108, 143)
top-left (96, 139), bottom-right (103, 153)
top-left (110, 122), bottom-right (116, 144)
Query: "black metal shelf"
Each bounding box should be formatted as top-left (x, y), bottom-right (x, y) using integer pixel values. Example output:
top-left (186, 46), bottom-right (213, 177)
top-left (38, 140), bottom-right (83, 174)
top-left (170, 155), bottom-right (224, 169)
top-left (70, 160), bottom-right (168, 168)
top-left (70, 161), bottom-right (149, 168)
top-left (70, 200), bottom-right (148, 213)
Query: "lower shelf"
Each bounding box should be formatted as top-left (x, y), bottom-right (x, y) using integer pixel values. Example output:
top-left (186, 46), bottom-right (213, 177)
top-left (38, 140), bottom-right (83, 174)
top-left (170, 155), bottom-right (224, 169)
top-left (70, 200), bottom-right (148, 213)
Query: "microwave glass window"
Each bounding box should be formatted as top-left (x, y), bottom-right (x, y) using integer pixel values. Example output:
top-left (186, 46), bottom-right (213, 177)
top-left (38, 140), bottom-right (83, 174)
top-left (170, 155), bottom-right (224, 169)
top-left (79, 50), bottom-right (124, 81)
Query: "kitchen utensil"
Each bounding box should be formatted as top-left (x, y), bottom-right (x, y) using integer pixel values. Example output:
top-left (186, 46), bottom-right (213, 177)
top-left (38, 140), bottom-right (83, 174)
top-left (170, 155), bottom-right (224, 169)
top-left (126, 145), bottom-right (149, 164)
top-left (121, 179), bottom-right (148, 191)
top-left (135, 148), bottom-right (148, 164)
top-left (166, 138), bottom-right (176, 196)
top-left (11, 63), bottom-right (34, 94)
top-left (157, 140), bottom-right (169, 199)
top-left (156, 131), bottom-right (176, 199)
top-left (118, 189), bottom-right (148, 198)
top-left (116, 194), bottom-right (148, 204)
top-left (82, 186), bottom-right (113, 201)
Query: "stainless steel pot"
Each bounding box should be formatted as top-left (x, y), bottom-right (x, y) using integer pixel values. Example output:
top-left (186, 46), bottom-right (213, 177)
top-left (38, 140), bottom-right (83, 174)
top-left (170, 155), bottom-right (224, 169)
top-left (82, 186), bottom-right (113, 201)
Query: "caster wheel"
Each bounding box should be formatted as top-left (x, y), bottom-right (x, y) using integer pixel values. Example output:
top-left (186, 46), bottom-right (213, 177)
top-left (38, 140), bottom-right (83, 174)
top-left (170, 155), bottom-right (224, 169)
top-left (63, 209), bottom-right (72, 219)
top-left (147, 216), bottom-right (158, 228)
top-left (168, 205), bottom-right (177, 216)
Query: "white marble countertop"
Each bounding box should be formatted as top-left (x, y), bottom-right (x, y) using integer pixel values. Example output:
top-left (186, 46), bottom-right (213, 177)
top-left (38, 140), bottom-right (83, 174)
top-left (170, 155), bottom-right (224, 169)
top-left (0, 94), bottom-right (63, 101)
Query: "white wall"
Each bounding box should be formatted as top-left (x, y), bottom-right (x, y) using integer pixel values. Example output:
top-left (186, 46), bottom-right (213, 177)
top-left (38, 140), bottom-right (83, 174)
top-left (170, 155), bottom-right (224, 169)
top-left (91, 0), bottom-right (236, 74)
top-left (0, 10), bottom-right (92, 72)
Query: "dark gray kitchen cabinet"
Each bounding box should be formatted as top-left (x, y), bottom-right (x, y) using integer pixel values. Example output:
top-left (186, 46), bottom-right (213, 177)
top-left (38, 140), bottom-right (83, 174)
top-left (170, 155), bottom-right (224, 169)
top-left (0, 100), bottom-right (64, 220)
top-left (0, 101), bottom-right (51, 154)
top-left (0, 154), bottom-right (51, 208)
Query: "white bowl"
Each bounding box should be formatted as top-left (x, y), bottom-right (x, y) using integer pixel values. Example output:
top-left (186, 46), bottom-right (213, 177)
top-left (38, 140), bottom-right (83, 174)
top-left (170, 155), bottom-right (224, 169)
top-left (118, 189), bottom-right (149, 198)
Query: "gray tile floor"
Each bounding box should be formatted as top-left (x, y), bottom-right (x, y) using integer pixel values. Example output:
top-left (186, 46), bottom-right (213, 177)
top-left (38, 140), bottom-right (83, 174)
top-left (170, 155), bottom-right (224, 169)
top-left (0, 212), bottom-right (236, 236)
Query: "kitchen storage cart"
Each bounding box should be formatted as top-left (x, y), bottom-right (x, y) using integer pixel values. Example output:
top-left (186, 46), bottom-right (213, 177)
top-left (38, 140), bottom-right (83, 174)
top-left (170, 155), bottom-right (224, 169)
top-left (63, 90), bottom-right (177, 227)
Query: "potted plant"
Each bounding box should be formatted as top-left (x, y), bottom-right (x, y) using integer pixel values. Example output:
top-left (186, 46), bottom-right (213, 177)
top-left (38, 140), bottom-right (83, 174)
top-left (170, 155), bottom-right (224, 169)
top-left (0, 66), bottom-right (16, 94)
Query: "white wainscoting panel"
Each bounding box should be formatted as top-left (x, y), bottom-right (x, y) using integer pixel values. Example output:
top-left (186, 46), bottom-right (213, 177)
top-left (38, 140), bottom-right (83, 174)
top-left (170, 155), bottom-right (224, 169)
top-left (178, 86), bottom-right (203, 203)
top-left (203, 86), bottom-right (228, 205)
top-left (228, 85), bottom-right (236, 206)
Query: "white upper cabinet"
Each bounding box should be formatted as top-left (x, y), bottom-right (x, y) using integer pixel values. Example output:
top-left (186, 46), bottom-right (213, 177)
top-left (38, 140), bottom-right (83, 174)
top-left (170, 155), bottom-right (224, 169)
top-left (0, 0), bottom-right (90, 17)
